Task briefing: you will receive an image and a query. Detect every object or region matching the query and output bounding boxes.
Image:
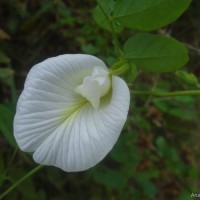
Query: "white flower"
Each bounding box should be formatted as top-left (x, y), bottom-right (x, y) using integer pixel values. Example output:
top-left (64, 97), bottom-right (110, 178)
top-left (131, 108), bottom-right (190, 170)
top-left (14, 54), bottom-right (130, 172)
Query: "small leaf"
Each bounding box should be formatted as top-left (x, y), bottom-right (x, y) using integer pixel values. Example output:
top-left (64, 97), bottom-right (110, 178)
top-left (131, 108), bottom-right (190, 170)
top-left (93, 0), bottom-right (123, 33)
top-left (126, 62), bottom-right (137, 82)
top-left (123, 33), bottom-right (189, 73)
top-left (110, 59), bottom-right (129, 76)
top-left (176, 70), bottom-right (200, 87)
top-left (0, 104), bottom-right (16, 147)
top-left (113, 0), bottom-right (191, 31)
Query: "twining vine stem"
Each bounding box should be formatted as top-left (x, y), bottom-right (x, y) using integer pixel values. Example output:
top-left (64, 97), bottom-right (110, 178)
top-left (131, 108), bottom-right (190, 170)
top-left (131, 90), bottom-right (200, 97)
top-left (97, 0), bottom-right (122, 59)
top-left (0, 165), bottom-right (43, 199)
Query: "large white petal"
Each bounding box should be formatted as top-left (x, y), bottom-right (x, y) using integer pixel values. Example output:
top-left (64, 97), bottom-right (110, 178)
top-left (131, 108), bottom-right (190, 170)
top-left (14, 54), bottom-right (130, 172)
top-left (33, 76), bottom-right (130, 172)
top-left (14, 54), bottom-right (106, 152)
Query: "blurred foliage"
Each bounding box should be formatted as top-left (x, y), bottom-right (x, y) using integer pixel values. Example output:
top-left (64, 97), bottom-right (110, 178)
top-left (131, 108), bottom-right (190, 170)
top-left (0, 0), bottom-right (200, 200)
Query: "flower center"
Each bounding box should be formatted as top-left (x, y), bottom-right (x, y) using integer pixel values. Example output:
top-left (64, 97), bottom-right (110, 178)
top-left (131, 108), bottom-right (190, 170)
top-left (75, 67), bottom-right (111, 109)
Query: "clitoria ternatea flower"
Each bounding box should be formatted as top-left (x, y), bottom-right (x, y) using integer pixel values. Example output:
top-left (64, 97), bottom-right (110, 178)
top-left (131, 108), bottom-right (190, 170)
top-left (14, 54), bottom-right (130, 172)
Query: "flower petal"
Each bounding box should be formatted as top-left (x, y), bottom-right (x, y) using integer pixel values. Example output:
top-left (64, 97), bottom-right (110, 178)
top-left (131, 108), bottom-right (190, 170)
top-left (14, 54), bottom-right (130, 172)
top-left (33, 76), bottom-right (130, 172)
top-left (75, 67), bottom-right (111, 110)
top-left (14, 54), bottom-right (107, 152)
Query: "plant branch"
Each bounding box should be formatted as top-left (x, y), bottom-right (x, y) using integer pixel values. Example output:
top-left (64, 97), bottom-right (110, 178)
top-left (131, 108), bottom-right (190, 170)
top-left (97, 0), bottom-right (121, 59)
top-left (0, 165), bottom-right (43, 199)
top-left (131, 90), bottom-right (200, 97)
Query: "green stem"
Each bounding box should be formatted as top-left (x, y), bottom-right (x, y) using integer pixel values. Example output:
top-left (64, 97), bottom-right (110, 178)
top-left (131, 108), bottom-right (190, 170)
top-left (131, 90), bottom-right (200, 97)
top-left (97, 1), bottom-right (121, 58)
top-left (0, 165), bottom-right (43, 199)
top-left (3, 148), bottom-right (18, 178)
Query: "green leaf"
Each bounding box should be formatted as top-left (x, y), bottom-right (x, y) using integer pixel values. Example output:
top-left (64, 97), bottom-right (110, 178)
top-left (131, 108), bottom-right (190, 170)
top-left (123, 33), bottom-right (189, 73)
top-left (93, 0), bottom-right (123, 33)
top-left (176, 70), bottom-right (200, 87)
top-left (0, 104), bottom-right (16, 147)
top-left (113, 0), bottom-right (191, 31)
top-left (126, 62), bottom-right (137, 82)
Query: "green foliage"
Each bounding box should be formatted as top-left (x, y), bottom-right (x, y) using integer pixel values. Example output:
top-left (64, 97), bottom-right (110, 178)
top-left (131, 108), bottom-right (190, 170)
top-left (93, 0), bottom-right (123, 33)
top-left (93, 169), bottom-right (127, 190)
top-left (113, 0), bottom-right (191, 31)
top-left (94, 0), bottom-right (191, 32)
top-left (153, 96), bottom-right (197, 121)
top-left (176, 70), bottom-right (200, 87)
top-left (126, 62), bottom-right (138, 82)
top-left (94, 0), bottom-right (190, 74)
top-left (123, 33), bottom-right (189, 72)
